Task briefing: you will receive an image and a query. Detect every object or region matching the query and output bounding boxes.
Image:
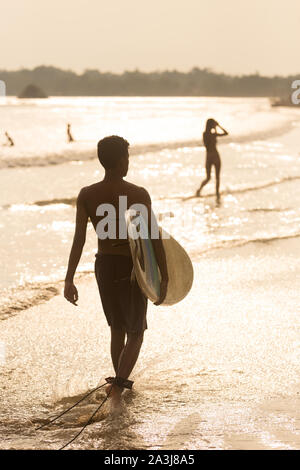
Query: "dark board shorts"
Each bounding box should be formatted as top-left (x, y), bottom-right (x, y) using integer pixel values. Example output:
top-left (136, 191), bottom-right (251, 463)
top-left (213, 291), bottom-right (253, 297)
top-left (95, 253), bottom-right (148, 334)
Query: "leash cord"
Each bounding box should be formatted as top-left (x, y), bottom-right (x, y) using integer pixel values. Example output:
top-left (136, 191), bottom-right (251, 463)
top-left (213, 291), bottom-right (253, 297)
top-left (35, 382), bottom-right (107, 431)
top-left (59, 387), bottom-right (113, 450)
top-left (36, 376), bottom-right (130, 449)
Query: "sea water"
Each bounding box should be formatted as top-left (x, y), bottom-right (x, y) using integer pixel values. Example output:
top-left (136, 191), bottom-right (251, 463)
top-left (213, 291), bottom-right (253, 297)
top-left (0, 97), bottom-right (299, 313)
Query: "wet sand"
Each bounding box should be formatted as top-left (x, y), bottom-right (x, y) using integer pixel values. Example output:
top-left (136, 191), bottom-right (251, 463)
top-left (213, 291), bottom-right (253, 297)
top-left (0, 236), bottom-right (299, 450)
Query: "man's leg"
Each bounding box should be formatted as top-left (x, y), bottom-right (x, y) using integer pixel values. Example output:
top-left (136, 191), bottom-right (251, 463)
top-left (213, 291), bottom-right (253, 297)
top-left (110, 327), bottom-right (126, 373)
top-left (110, 332), bottom-right (144, 402)
top-left (117, 332), bottom-right (144, 379)
top-left (105, 327), bottom-right (126, 396)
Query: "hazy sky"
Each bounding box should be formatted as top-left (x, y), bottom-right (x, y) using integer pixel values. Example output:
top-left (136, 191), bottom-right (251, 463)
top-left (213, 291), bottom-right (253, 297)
top-left (1, 0), bottom-right (299, 76)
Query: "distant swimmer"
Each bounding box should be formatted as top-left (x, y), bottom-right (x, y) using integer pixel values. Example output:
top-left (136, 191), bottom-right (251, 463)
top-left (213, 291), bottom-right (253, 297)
top-left (4, 131), bottom-right (14, 147)
top-left (67, 123), bottom-right (74, 143)
top-left (196, 119), bottom-right (228, 202)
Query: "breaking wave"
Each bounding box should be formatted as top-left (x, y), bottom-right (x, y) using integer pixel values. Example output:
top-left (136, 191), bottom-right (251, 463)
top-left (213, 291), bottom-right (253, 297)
top-left (0, 119), bottom-right (294, 170)
top-left (1, 230), bottom-right (300, 320)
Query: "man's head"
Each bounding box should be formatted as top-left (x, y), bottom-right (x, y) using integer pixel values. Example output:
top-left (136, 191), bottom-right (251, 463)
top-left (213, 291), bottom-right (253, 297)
top-left (97, 135), bottom-right (129, 176)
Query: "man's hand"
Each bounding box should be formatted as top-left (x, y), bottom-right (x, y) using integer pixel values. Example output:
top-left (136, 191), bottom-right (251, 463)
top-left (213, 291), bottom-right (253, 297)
top-left (154, 277), bottom-right (168, 306)
top-left (64, 280), bottom-right (78, 306)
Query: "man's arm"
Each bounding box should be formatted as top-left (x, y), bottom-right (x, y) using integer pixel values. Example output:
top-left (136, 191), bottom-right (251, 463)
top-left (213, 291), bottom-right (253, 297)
top-left (64, 188), bottom-right (88, 305)
top-left (140, 188), bottom-right (169, 306)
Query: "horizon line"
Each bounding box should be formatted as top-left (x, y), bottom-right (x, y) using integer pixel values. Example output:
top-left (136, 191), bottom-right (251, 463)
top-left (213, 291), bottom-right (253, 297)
top-left (1, 65), bottom-right (299, 80)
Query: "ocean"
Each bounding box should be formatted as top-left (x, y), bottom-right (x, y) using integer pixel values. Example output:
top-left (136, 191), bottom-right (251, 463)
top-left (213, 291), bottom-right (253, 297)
top-left (0, 96), bottom-right (300, 449)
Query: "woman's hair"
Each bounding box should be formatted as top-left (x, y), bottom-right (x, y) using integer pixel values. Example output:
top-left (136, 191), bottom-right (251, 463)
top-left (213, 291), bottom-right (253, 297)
top-left (205, 118), bottom-right (216, 132)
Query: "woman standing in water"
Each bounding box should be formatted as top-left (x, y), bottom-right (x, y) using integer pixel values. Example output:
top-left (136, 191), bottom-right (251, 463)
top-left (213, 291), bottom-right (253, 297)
top-left (196, 118), bottom-right (229, 201)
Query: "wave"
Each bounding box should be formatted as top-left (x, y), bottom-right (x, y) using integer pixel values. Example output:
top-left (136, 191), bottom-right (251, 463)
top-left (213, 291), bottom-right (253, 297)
top-left (242, 232), bottom-right (300, 245)
top-left (0, 119), bottom-right (294, 170)
top-left (2, 198), bottom-right (77, 210)
top-left (164, 174), bottom-right (300, 202)
top-left (2, 172), bottom-right (300, 212)
top-left (1, 230), bottom-right (299, 321)
top-left (31, 197), bottom-right (77, 207)
top-left (221, 175), bottom-right (300, 197)
top-left (246, 207), bottom-right (289, 213)
top-left (0, 272), bottom-right (93, 321)
top-left (0, 282), bottom-right (61, 321)
top-left (223, 175), bottom-right (300, 196)
top-left (191, 231), bottom-right (300, 259)
top-left (0, 149), bottom-right (95, 170)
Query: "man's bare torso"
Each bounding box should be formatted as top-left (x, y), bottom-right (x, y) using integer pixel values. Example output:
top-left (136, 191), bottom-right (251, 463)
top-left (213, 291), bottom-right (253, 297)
top-left (80, 179), bottom-right (150, 256)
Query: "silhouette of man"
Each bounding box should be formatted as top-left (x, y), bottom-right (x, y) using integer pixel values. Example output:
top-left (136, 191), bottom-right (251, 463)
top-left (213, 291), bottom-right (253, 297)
top-left (67, 123), bottom-right (74, 143)
top-left (4, 131), bottom-right (14, 147)
top-left (64, 136), bottom-right (168, 405)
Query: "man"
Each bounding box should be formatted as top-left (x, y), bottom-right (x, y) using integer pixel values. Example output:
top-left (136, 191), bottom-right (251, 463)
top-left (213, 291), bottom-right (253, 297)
top-left (4, 131), bottom-right (14, 146)
top-left (64, 136), bottom-right (168, 405)
top-left (67, 123), bottom-right (74, 143)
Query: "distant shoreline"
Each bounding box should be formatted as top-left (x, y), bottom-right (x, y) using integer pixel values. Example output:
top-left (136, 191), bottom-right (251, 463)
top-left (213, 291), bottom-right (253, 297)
top-left (1, 65), bottom-right (299, 98)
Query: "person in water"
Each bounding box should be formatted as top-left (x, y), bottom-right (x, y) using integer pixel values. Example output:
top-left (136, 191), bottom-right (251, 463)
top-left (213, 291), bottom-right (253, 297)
top-left (4, 131), bottom-right (14, 146)
top-left (196, 118), bottom-right (229, 201)
top-left (64, 136), bottom-right (168, 405)
top-left (67, 123), bottom-right (74, 143)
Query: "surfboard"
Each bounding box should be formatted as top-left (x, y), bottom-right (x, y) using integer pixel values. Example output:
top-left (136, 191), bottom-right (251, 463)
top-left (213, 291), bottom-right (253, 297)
top-left (125, 210), bottom-right (193, 306)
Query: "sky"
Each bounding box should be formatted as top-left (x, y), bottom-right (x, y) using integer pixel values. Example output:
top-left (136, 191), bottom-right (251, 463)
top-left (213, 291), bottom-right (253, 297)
top-left (1, 0), bottom-right (299, 76)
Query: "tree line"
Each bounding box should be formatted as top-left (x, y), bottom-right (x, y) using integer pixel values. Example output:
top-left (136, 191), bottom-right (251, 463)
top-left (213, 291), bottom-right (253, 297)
top-left (0, 65), bottom-right (297, 97)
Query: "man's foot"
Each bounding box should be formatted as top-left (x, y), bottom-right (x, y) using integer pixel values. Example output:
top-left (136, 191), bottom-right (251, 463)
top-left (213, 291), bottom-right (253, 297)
top-left (109, 385), bottom-right (123, 406)
top-left (104, 376), bottom-right (133, 403)
top-left (195, 189), bottom-right (201, 197)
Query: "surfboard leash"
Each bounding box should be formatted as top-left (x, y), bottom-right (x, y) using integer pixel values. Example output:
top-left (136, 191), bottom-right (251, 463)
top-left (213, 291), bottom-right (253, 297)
top-left (36, 376), bottom-right (133, 450)
top-left (59, 387), bottom-right (112, 450)
top-left (35, 382), bottom-right (107, 431)
top-left (59, 377), bottom-right (133, 450)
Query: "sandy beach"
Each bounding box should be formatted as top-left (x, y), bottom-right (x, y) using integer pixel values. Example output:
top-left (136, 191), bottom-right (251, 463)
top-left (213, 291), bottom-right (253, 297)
top-left (0, 234), bottom-right (299, 450)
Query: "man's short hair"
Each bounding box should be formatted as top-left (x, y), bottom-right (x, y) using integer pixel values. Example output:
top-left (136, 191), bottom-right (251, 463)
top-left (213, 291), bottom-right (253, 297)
top-left (97, 135), bottom-right (129, 170)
